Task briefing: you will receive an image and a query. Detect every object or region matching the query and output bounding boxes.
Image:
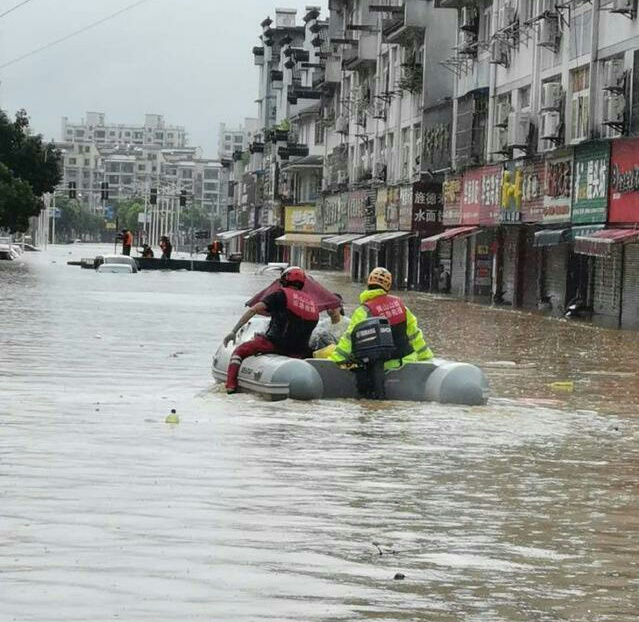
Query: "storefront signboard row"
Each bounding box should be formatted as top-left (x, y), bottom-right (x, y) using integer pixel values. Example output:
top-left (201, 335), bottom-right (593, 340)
top-left (443, 143), bottom-right (616, 227)
top-left (316, 183), bottom-right (444, 235)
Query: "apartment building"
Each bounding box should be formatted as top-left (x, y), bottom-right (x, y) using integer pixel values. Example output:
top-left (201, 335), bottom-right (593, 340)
top-left (428, 0), bottom-right (639, 328)
top-left (61, 112), bottom-right (187, 149)
top-left (218, 120), bottom-right (259, 159)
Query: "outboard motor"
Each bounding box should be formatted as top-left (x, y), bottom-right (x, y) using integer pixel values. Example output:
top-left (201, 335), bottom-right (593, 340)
top-left (351, 317), bottom-right (396, 399)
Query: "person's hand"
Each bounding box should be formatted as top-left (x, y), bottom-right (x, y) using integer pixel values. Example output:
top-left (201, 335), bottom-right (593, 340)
top-left (223, 331), bottom-right (236, 347)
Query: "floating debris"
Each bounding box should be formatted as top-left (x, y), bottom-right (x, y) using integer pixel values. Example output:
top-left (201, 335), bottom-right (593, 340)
top-left (165, 409), bottom-right (180, 424)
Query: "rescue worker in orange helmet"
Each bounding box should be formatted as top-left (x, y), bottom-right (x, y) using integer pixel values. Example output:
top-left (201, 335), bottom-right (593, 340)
top-left (222, 267), bottom-right (319, 394)
top-left (330, 266), bottom-right (433, 369)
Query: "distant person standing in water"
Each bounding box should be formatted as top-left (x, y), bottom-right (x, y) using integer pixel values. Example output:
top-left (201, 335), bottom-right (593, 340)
top-left (121, 229), bottom-right (133, 256)
top-left (159, 236), bottom-right (172, 259)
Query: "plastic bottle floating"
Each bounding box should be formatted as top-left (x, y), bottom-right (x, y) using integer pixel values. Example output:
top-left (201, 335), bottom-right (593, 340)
top-left (549, 381), bottom-right (574, 393)
top-left (165, 409), bottom-right (180, 424)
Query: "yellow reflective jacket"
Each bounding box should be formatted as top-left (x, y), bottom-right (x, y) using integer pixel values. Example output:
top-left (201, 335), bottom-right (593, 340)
top-left (330, 288), bottom-right (434, 369)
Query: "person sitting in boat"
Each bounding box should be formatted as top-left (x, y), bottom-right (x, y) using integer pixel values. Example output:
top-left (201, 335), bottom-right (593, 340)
top-left (140, 244), bottom-right (154, 258)
top-left (205, 240), bottom-right (222, 261)
top-left (309, 293), bottom-right (350, 353)
top-left (330, 267), bottom-right (433, 369)
top-left (159, 236), bottom-right (172, 259)
top-left (222, 266), bottom-right (320, 394)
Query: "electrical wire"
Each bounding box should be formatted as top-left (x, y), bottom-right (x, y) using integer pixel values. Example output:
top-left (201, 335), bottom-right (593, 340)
top-left (0, 0), bottom-right (35, 20)
top-left (0, 0), bottom-right (152, 70)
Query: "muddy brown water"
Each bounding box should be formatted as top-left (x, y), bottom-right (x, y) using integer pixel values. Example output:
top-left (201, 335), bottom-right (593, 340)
top-left (1, 244), bottom-right (638, 621)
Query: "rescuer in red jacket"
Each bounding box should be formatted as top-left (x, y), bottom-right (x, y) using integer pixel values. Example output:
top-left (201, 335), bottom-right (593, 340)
top-left (222, 266), bottom-right (319, 394)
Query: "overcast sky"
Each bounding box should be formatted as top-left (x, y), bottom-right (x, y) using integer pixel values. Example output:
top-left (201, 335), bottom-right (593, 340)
top-left (0, 0), bottom-right (327, 157)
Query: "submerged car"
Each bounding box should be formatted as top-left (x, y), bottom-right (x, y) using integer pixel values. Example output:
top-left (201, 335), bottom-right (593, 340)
top-left (94, 255), bottom-right (138, 273)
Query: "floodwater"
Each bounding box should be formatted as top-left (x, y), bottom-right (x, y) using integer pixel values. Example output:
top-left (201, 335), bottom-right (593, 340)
top-left (1, 244), bottom-right (638, 622)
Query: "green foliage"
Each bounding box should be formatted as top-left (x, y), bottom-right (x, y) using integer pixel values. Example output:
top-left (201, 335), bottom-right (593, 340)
top-left (115, 199), bottom-right (144, 232)
top-left (276, 118), bottom-right (291, 132)
top-left (0, 108), bottom-right (62, 232)
top-left (55, 196), bottom-right (104, 241)
top-left (0, 163), bottom-right (40, 232)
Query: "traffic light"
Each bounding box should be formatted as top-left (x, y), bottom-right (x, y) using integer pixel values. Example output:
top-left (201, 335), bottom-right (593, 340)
top-left (68, 181), bottom-right (76, 199)
top-left (100, 182), bottom-right (109, 202)
top-left (150, 187), bottom-right (157, 205)
top-left (179, 190), bottom-right (187, 207)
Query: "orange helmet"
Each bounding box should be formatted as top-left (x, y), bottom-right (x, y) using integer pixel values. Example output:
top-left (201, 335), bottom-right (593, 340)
top-left (280, 266), bottom-right (306, 289)
top-left (368, 267), bottom-right (392, 292)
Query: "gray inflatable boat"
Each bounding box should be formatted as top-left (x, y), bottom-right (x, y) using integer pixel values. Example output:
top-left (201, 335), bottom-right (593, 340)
top-left (212, 318), bottom-right (489, 405)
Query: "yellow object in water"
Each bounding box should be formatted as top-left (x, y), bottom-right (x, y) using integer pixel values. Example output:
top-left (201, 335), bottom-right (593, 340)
top-left (165, 409), bottom-right (180, 424)
top-left (313, 344), bottom-right (336, 359)
top-left (549, 381), bottom-right (574, 393)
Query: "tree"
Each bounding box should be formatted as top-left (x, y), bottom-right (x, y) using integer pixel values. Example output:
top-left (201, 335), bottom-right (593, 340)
top-left (54, 196), bottom-right (105, 241)
top-left (114, 199), bottom-right (144, 232)
top-left (0, 163), bottom-right (40, 232)
top-left (0, 109), bottom-right (62, 232)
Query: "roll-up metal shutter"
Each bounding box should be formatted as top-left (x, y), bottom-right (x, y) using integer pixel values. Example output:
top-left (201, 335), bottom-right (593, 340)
top-left (593, 245), bottom-right (623, 329)
top-left (621, 244), bottom-right (639, 330)
top-left (501, 228), bottom-right (519, 305)
top-left (543, 244), bottom-right (568, 315)
top-left (521, 228), bottom-right (540, 310)
top-left (451, 237), bottom-right (467, 298)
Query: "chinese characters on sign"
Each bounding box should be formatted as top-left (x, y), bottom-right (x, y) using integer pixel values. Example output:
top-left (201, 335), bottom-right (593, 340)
top-left (543, 153), bottom-right (572, 223)
top-left (285, 205), bottom-right (316, 232)
top-left (443, 175), bottom-right (462, 225)
top-left (572, 142), bottom-right (610, 224)
top-left (412, 182), bottom-right (443, 234)
top-left (609, 137), bottom-right (639, 223)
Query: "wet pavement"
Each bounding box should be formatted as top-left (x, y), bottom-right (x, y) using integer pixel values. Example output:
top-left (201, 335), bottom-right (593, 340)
top-left (1, 244), bottom-right (638, 621)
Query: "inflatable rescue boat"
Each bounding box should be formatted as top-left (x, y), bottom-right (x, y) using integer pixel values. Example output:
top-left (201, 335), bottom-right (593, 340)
top-left (211, 317), bottom-right (489, 405)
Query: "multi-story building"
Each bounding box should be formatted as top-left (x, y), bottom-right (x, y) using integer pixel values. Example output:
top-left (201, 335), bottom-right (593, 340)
top-left (426, 0), bottom-right (639, 328)
top-left (218, 120), bottom-right (259, 159)
top-left (61, 112), bottom-right (187, 149)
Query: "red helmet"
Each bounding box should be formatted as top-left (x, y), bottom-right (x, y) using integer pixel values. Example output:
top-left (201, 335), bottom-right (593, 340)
top-left (280, 266), bottom-right (306, 289)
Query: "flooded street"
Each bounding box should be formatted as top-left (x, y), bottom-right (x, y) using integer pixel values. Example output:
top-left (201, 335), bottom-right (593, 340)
top-left (2, 245), bottom-right (639, 621)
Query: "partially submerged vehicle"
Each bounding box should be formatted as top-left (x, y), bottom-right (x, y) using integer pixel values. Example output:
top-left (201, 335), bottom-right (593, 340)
top-left (94, 255), bottom-right (138, 273)
top-left (212, 316), bottom-right (489, 405)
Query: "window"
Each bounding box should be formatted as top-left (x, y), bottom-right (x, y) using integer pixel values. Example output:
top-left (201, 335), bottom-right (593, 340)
top-left (95, 130), bottom-right (105, 138)
top-left (109, 131), bottom-right (116, 137)
top-left (481, 7), bottom-right (492, 43)
top-left (75, 130), bottom-right (85, 137)
top-left (413, 124), bottom-right (421, 175)
top-left (138, 164), bottom-right (146, 171)
top-left (570, 66), bottom-right (590, 142)
top-left (204, 169), bottom-right (219, 180)
top-left (68, 157), bottom-right (77, 165)
top-left (570, 9), bottom-right (592, 60)
top-left (83, 158), bottom-right (90, 166)
top-left (401, 128), bottom-right (411, 179)
top-left (314, 120), bottom-right (325, 145)
top-left (519, 85), bottom-right (531, 110)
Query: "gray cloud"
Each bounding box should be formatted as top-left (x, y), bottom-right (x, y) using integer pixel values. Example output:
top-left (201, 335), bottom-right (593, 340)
top-left (0, 0), bottom-right (327, 156)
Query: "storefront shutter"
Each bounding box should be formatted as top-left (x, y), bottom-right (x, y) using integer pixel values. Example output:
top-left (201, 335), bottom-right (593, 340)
top-left (543, 245), bottom-right (568, 314)
top-left (621, 244), bottom-right (639, 330)
top-left (451, 237), bottom-right (467, 298)
top-left (501, 228), bottom-right (519, 305)
top-left (593, 246), bottom-right (623, 328)
top-left (521, 228), bottom-right (540, 310)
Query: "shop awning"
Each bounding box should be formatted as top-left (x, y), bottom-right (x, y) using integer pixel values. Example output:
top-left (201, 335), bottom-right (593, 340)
top-left (533, 228), bottom-right (571, 247)
top-left (420, 226), bottom-right (479, 252)
top-left (321, 233), bottom-right (365, 251)
top-left (244, 226), bottom-right (275, 239)
top-left (574, 228), bottom-right (639, 257)
top-left (368, 230), bottom-right (413, 250)
top-left (217, 229), bottom-right (251, 241)
top-left (275, 233), bottom-right (328, 248)
top-left (352, 233), bottom-right (382, 248)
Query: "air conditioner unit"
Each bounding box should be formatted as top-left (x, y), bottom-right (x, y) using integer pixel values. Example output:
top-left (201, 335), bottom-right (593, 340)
top-left (538, 15), bottom-right (559, 48)
top-left (492, 127), bottom-right (509, 153)
top-left (499, 3), bottom-right (517, 30)
top-left (336, 115), bottom-right (349, 134)
top-left (611, 0), bottom-right (635, 13)
top-left (460, 6), bottom-right (477, 30)
top-left (604, 94), bottom-right (626, 125)
top-left (507, 111), bottom-right (530, 147)
top-left (540, 110), bottom-right (561, 139)
top-left (541, 82), bottom-right (562, 110)
top-left (602, 58), bottom-right (625, 91)
top-left (495, 101), bottom-right (511, 127)
top-left (489, 39), bottom-right (508, 65)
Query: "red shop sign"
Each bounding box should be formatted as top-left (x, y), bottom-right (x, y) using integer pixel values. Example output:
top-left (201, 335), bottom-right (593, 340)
top-left (609, 137), bottom-right (639, 224)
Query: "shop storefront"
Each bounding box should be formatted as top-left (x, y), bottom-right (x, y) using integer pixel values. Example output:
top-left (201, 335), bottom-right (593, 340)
top-left (571, 142), bottom-right (611, 326)
top-left (534, 150), bottom-right (574, 315)
top-left (217, 229), bottom-right (253, 257)
top-left (411, 182), bottom-right (444, 291)
top-left (276, 205), bottom-right (326, 269)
